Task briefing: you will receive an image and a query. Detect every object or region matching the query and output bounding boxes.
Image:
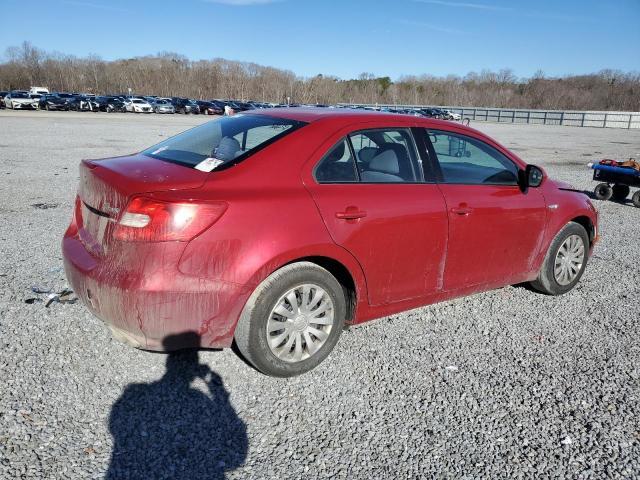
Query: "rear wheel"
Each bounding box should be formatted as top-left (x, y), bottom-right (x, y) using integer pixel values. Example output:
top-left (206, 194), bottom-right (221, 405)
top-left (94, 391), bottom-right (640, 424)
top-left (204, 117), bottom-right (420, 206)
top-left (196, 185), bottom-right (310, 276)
top-left (593, 183), bottom-right (613, 201)
top-left (234, 262), bottom-right (346, 377)
top-left (612, 184), bottom-right (630, 201)
top-left (530, 222), bottom-right (589, 295)
top-left (632, 190), bottom-right (640, 208)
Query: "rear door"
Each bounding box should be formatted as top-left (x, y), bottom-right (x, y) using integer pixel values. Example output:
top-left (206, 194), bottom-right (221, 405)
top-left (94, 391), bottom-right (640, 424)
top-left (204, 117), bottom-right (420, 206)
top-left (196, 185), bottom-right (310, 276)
top-left (424, 129), bottom-right (547, 289)
top-left (305, 126), bottom-right (448, 306)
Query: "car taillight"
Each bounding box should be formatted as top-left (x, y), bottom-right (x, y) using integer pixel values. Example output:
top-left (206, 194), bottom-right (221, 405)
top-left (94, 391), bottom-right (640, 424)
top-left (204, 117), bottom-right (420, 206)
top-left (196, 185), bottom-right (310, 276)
top-left (73, 195), bottom-right (83, 227)
top-left (113, 196), bottom-right (227, 242)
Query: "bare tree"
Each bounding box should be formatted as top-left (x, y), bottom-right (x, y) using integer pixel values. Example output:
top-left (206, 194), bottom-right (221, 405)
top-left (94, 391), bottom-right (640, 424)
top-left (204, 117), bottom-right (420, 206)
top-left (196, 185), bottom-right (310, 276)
top-left (1, 42), bottom-right (638, 111)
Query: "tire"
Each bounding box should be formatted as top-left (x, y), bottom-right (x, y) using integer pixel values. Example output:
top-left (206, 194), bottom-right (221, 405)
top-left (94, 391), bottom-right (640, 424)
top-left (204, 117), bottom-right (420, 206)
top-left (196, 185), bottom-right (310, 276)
top-left (593, 183), bottom-right (613, 201)
top-left (529, 222), bottom-right (590, 295)
top-left (611, 184), bottom-right (630, 201)
top-left (632, 190), bottom-right (640, 208)
top-left (234, 262), bottom-right (346, 377)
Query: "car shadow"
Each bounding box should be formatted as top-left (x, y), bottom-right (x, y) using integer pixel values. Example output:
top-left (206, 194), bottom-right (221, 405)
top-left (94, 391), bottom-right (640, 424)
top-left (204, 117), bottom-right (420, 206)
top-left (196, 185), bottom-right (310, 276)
top-left (581, 189), bottom-right (637, 207)
top-left (580, 189), bottom-right (598, 200)
top-left (106, 331), bottom-right (248, 480)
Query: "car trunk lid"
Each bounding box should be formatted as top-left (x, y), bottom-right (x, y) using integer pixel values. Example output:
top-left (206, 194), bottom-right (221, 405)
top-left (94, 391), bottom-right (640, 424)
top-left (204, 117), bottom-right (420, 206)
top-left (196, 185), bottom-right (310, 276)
top-left (77, 154), bottom-right (207, 255)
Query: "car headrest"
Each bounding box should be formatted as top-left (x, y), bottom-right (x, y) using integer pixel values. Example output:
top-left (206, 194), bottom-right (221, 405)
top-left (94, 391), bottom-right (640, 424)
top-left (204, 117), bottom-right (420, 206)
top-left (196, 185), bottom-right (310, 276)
top-left (328, 141), bottom-right (345, 161)
top-left (215, 137), bottom-right (242, 161)
top-left (358, 147), bottom-right (378, 164)
top-left (369, 149), bottom-right (400, 175)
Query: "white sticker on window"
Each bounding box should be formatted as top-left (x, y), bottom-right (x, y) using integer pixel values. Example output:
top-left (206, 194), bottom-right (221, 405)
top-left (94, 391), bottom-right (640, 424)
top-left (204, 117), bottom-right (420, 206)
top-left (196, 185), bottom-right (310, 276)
top-left (194, 157), bottom-right (225, 172)
top-left (151, 146), bottom-right (169, 154)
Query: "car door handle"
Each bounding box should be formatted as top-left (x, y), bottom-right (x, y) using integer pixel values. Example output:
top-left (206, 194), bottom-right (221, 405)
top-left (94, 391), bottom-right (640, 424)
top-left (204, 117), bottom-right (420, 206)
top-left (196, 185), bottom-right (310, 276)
top-left (451, 206), bottom-right (473, 216)
top-left (335, 208), bottom-right (367, 220)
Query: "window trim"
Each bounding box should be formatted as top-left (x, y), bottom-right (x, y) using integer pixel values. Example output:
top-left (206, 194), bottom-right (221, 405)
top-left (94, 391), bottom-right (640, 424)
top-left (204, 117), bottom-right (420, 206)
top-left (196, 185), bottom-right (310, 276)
top-left (410, 127), bottom-right (438, 183)
top-left (424, 129), bottom-right (521, 187)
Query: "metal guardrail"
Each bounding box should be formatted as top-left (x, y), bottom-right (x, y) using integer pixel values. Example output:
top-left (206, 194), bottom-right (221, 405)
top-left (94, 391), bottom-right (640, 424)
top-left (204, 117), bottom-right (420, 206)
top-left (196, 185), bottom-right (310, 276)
top-left (341, 104), bottom-right (640, 129)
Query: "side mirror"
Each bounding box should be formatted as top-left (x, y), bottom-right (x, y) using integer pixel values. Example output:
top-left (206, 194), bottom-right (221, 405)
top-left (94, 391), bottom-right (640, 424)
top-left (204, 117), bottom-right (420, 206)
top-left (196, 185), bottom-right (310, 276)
top-left (527, 164), bottom-right (544, 187)
top-left (519, 164), bottom-right (544, 192)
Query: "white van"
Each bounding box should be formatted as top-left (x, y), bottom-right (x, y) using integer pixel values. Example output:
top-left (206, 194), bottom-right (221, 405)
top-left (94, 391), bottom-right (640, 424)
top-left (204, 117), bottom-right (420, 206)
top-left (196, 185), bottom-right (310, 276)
top-left (29, 86), bottom-right (49, 95)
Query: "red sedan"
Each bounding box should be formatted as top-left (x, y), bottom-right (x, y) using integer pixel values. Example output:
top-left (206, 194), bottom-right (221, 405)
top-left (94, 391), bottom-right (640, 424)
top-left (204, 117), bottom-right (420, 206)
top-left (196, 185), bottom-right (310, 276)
top-left (63, 109), bottom-right (598, 376)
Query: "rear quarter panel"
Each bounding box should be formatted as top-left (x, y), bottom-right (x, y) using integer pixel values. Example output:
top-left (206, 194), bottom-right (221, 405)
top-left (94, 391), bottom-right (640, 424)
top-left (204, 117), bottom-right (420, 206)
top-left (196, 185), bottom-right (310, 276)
top-left (176, 122), bottom-right (370, 330)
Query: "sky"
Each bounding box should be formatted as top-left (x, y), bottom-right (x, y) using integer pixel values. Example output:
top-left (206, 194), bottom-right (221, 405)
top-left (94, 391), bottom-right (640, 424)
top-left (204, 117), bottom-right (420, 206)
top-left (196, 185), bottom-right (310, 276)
top-left (1, 0), bottom-right (638, 80)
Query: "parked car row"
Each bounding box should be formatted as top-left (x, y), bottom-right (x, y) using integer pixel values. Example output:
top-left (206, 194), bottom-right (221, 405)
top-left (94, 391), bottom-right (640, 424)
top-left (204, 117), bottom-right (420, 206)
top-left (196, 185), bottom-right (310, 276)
top-left (342, 104), bottom-right (461, 120)
top-left (1, 89), bottom-right (465, 123)
top-left (0, 90), bottom-right (286, 115)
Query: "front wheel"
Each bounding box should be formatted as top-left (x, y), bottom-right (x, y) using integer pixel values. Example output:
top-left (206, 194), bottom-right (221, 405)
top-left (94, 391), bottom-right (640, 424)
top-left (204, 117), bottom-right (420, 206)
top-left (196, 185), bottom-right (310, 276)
top-left (632, 190), bottom-right (640, 208)
top-left (234, 262), bottom-right (346, 377)
top-left (529, 222), bottom-right (589, 295)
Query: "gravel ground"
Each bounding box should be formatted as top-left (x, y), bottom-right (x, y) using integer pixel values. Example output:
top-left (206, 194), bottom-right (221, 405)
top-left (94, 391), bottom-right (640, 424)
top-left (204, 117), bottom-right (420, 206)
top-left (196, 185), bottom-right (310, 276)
top-left (1, 110), bottom-right (639, 479)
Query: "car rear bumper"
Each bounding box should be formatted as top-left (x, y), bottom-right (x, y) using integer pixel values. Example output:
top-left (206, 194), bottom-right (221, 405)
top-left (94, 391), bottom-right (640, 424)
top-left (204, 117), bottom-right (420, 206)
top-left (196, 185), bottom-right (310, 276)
top-left (62, 234), bottom-right (250, 351)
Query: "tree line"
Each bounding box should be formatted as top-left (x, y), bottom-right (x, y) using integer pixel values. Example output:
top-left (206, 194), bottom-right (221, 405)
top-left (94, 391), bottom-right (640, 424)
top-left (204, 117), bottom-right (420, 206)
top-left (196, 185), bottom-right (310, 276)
top-left (1, 41), bottom-right (638, 111)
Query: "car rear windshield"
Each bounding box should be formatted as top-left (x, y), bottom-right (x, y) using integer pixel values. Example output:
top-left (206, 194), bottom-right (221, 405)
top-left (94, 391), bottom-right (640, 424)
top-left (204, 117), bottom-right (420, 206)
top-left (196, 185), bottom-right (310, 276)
top-left (142, 114), bottom-right (306, 169)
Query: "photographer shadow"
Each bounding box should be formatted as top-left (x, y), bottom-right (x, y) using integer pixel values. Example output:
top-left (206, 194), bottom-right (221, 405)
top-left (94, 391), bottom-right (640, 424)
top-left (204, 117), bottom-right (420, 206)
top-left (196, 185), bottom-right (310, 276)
top-left (106, 332), bottom-right (247, 480)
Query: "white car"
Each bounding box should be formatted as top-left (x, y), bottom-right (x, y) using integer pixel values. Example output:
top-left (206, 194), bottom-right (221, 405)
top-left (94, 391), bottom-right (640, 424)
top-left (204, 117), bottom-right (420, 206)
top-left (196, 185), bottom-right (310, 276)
top-left (4, 91), bottom-right (38, 110)
top-left (125, 98), bottom-right (153, 113)
top-left (443, 109), bottom-right (461, 121)
top-left (29, 86), bottom-right (49, 95)
top-left (151, 98), bottom-right (175, 114)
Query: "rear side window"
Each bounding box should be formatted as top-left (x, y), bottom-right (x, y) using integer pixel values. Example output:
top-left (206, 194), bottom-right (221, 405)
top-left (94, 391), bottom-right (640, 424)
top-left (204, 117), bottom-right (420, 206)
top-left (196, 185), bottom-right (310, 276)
top-left (143, 115), bottom-right (306, 169)
top-left (315, 139), bottom-right (358, 183)
top-left (349, 129), bottom-right (421, 183)
top-left (427, 130), bottom-right (518, 185)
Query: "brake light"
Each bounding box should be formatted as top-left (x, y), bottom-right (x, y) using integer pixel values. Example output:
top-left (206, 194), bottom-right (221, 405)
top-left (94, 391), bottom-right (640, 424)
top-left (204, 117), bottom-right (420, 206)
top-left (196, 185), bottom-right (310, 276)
top-left (113, 196), bottom-right (227, 242)
top-left (73, 195), bottom-right (83, 226)
top-left (66, 195), bottom-right (83, 235)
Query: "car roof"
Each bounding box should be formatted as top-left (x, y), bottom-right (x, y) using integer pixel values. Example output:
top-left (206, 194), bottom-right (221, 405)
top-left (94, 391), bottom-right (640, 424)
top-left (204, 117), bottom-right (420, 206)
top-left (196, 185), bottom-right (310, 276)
top-left (244, 107), bottom-right (473, 132)
top-left (242, 107), bottom-right (515, 159)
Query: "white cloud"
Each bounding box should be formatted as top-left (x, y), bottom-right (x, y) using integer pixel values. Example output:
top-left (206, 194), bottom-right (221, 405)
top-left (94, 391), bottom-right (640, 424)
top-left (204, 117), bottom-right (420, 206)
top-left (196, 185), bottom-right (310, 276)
top-left (204, 0), bottom-right (283, 5)
top-left (398, 19), bottom-right (468, 35)
top-left (412, 0), bottom-right (512, 12)
top-left (62, 0), bottom-right (130, 12)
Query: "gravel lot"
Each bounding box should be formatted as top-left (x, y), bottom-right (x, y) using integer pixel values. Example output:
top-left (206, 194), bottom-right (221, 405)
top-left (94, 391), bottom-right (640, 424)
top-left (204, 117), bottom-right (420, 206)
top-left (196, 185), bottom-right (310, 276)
top-left (1, 110), bottom-right (639, 479)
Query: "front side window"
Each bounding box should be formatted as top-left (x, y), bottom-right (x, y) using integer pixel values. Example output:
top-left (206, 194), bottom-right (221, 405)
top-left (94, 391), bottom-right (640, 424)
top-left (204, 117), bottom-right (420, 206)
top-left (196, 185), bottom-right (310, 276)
top-left (143, 114), bottom-right (305, 169)
top-left (427, 130), bottom-right (518, 185)
top-left (349, 129), bottom-right (420, 183)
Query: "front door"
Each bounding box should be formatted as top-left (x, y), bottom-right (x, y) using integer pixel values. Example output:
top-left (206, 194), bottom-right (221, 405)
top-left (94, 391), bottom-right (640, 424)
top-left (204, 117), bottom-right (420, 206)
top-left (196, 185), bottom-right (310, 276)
top-left (425, 129), bottom-right (547, 290)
